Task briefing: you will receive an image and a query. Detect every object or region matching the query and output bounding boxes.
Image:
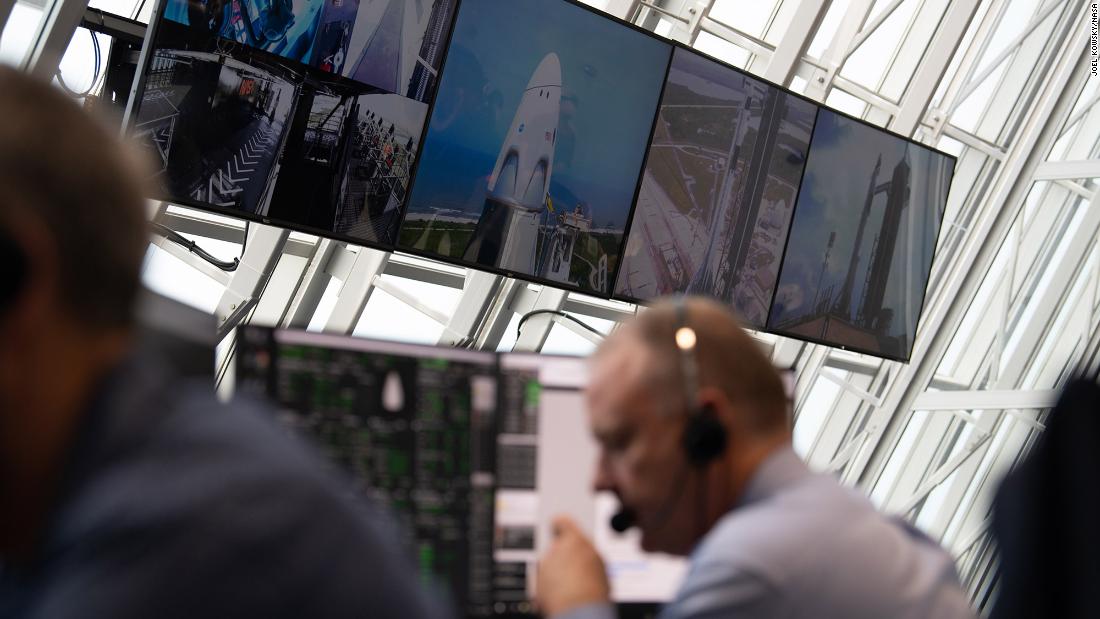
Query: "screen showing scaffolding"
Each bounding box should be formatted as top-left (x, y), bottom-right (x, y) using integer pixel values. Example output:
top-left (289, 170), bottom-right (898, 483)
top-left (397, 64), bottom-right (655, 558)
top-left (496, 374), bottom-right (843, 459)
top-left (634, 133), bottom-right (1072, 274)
top-left (767, 109), bottom-right (955, 360)
top-left (128, 0), bottom-right (458, 247)
top-left (612, 48), bottom-right (817, 329)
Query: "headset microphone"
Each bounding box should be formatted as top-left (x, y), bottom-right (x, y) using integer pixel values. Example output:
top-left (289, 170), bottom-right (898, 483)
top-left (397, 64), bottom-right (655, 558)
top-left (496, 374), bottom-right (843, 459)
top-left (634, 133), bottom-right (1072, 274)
top-left (609, 507), bottom-right (636, 533)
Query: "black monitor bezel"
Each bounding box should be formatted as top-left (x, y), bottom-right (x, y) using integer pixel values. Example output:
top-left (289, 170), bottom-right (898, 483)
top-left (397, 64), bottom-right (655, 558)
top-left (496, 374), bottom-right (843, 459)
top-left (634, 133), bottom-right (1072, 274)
top-left (128, 0), bottom-right (960, 363)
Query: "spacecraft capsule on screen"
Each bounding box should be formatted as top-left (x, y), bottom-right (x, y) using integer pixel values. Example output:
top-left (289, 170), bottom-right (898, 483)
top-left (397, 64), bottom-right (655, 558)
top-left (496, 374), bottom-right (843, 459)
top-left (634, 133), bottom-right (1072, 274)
top-left (463, 53), bottom-right (562, 272)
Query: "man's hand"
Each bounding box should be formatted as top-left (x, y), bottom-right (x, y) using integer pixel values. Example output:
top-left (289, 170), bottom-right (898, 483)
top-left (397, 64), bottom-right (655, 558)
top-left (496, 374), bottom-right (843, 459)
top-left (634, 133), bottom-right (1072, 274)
top-left (537, 515), bottom-right (611, 617)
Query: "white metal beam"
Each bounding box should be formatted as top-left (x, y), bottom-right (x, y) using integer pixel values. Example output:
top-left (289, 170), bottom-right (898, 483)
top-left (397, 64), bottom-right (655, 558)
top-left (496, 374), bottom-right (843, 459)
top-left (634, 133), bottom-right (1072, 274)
top-left (323, 247), bottom-right (389, 334)
top-left (437, 270), bottom-right (504, 347)
top-left (762, 0), bottom-right (830, 86)
top-left (890, 0), bottom-right (982, 136)
top-left (1033, 159), bottom-right (1100, 180)
top-left (23, 0), bottom-right (88, 80)
top-left (912, 389), bottom-right (1059, 411)
top-left (512, 287), bottom-right (569, 352)
top-left (281, 239), bottom-right (340, 329)
top-left (213, 224), bottom-right (289, 334)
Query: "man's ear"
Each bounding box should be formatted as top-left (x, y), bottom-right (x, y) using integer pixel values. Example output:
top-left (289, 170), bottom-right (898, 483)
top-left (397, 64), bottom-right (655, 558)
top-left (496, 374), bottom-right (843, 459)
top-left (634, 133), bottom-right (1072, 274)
top-left (0, 217), bottom-right (60, 341)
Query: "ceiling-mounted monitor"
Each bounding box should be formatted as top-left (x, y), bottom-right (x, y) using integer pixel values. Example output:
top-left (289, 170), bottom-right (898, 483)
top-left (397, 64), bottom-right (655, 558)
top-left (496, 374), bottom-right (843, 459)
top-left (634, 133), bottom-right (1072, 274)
top-left (127, 0), bottom-right (458, 247)
top-left (396, 0), bottom-right (672, 297)
top-left (161, 0), bottom-right (453, 104)
top-left (766, 108), bottom-right (955, 361)
top-left (611, 47), bottom-right (817, 329)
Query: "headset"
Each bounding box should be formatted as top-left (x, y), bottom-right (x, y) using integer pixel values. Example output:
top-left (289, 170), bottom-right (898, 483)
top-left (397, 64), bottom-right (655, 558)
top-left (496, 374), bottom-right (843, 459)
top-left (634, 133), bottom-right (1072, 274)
top-left (0, 230), bottom-right (27, 314)
top-left (609, 297), bottom-right (728, 532)
top-left (675, 297), bottom-right (728, 466)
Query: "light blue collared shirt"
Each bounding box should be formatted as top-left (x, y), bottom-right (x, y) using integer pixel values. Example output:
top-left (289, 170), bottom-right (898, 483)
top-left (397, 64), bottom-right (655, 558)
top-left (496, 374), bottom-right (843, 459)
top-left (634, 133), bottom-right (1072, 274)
top-left (557, 447), bottom-right (974, 619)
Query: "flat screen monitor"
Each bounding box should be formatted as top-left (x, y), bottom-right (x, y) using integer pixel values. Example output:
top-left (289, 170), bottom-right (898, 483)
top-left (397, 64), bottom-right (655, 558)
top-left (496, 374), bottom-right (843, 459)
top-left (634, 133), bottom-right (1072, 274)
top-left (612, 47), bottom-right (817, 330)
top-left (766, 108), bottom-right (955, 360)
top-left (128, 0), bottom-right (458, 247)
top-left (397, 0), bottom-right (672, 297)
top-left (494, 353), bottom-right (686, 615)
top-left (234, 326), bottom-right (499, 616)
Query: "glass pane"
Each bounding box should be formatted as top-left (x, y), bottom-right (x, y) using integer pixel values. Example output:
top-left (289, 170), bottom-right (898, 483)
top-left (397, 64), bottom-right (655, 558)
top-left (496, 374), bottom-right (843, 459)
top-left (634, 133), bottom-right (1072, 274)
top-left (0, 2), bottom-right (44, 67)
top-left (693, 30), bottom-right (751, 68)
top-left (353, 281), bottom-right (448, 345)
top-left (824, 88), bottom-right (868, 117)
top-left (841, 0), bottom-right (919, 92)
top-left (93, 0), bottom-right (156, 21)
top-left (541, 322), bottom-right (598, 355)
top-left (54, 28), bottom-right (113, 101)
top-left (141, 244), bottom-right (226, 313)
top-left (709, 0), bottom-right (779, 38)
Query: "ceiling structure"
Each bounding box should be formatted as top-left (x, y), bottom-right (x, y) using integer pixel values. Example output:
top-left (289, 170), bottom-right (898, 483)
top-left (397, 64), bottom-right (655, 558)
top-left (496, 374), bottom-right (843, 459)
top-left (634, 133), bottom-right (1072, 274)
top-left (2, 0), bottom-right (1098, 609)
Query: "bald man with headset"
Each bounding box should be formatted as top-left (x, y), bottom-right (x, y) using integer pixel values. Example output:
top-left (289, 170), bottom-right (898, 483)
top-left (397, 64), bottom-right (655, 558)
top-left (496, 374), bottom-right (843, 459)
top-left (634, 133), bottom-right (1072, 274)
top-left (537, 298), bottom-right (974, 619)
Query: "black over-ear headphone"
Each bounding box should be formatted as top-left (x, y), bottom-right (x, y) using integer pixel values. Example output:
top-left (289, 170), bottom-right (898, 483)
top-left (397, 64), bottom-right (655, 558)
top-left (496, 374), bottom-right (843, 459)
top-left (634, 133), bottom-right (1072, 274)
top-left (674, 297), bottom-right (728, 467)
top-left (0, 230), bottom-right (28, 313)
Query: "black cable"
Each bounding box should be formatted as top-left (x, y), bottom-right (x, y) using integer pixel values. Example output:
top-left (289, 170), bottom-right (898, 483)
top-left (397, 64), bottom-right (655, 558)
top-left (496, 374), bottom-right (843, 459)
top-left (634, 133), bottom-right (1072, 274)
top-left (132, 0), bottom-right (149, 20)
top-left (55, 29), bottom-right (102, 98)
top-left (515, 309), bottom-right (603, 341)
top-left (151, 222), bottom-right (239, 271)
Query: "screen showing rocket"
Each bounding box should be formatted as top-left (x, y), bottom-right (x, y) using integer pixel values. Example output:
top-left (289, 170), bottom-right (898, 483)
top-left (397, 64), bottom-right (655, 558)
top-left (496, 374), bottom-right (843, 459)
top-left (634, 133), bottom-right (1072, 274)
top-left (767, 109), bottom-right (955, 360)
top-left (612, 48), bottom-right (816, 329)
top-left (128, 0), bottom-right (458, 247)
top-left (397, 0), bottom-right (672, 296)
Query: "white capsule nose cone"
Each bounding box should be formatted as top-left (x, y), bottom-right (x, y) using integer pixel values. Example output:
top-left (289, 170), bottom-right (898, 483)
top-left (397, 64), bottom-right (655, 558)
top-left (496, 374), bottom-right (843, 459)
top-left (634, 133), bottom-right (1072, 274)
top-left (528, 53), bottom-right (562, 89)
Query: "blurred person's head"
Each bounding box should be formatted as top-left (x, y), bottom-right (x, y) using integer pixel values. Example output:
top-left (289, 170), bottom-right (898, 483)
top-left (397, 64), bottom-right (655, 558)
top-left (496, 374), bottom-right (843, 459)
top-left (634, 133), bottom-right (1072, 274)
top-left (586, 297), bottom-right (790, 555)
top-left (0, 66), bottom-right (148, 558)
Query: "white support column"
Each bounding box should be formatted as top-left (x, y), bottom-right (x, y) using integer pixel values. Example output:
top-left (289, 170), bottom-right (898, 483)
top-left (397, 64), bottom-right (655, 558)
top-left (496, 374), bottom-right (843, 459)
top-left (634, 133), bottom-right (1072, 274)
top-left (912, 389), bottom-right (1060, 411)
top-left (770, 338), bottom-right (805, 369)
top-left (437, 270), bottom-right (504, 347)
top-left (792, 345), bottom-right (830, 415)
top-left (1033, 159), bottom-right (1100, 181)
top-left (802, 0), bottom-right (876, 101)
top-left (512, 287), bottom-right (569, 352)
top-left (281, 238), bottom-right (341, 329)
top-left (23, 0), bottom-right (89, 80)
top-left (763, 0), bottom-right (831, 87)
top-left (213, 223), bottom-right (289, 335)
top-left (889, 0), bottom-right (983, 136)
top-left (323, 247), bottom-right (389, 335)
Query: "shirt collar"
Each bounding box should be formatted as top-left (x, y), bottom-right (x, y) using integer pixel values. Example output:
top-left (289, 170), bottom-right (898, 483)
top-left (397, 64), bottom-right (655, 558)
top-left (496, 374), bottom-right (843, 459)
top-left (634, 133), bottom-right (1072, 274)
top-left (735, 445), bottom-right (811, 508)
